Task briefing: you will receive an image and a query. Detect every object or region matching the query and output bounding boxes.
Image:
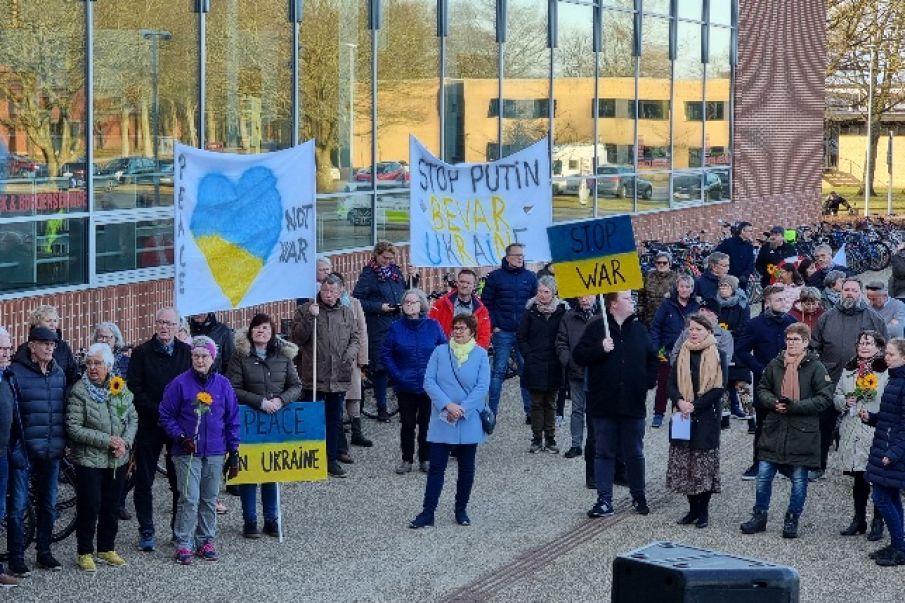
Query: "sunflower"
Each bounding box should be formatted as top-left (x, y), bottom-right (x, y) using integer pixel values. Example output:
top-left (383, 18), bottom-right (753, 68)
top-left (109, 376), bottom-right (126, 396)
top-left (766, 263), bottom-right (778, 276)
top-left (861, 373), bottom-right (879, 390)
top-left (196, 391), bottom-right (213, 406)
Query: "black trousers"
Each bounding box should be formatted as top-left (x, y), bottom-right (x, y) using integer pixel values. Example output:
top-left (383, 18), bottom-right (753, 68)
top-left (818, 406), bottom-right (838, 471)
top-left (75, 464), bottom-right (128, 555)
top-left (398, 391), bottom-right (431, 463)
top-left (132, 424), bottom-right (178, 536)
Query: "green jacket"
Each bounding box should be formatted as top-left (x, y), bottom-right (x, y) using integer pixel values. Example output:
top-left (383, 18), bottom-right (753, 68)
top-left (756, 351), bottom-right (834, 469)
top-left (66, 378), bottom-right (138, 469)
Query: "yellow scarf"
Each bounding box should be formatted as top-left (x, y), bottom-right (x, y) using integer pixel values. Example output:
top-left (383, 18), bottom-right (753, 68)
top-left (676, 334), bottom-right (723, 403)
top-left (449, 338), bottom-right (476, 366)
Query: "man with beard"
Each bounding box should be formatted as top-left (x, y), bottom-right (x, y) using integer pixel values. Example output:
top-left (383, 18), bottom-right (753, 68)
top-left (811, 278), bottom-right (887, 479)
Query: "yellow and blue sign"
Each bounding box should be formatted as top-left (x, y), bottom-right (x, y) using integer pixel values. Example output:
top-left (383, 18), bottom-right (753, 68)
top-left (227, 401), bottom-right (327, 485)
top-left (546, 215), bottom-right (643, 298)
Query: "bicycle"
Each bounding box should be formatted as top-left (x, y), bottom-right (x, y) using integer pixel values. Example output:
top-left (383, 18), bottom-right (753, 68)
top-left (360, 373), bottom-right (400, 420)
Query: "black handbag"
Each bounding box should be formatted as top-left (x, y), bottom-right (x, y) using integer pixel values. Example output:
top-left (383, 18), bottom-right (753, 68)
top-left (447, 346), bottom-right (495, 435)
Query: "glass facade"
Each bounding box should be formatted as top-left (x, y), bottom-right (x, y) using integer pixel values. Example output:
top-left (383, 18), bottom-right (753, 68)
top-left (0, 0), bottom-right (736, 296)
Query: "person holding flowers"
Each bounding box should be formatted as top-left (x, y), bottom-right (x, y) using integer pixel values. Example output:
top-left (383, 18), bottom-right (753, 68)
top-left (832, 331), bottom-right (889, 540)
top-left (66, 343), bottom-right (138, 572)
top-left (159, 336), bottom-right (240, 565)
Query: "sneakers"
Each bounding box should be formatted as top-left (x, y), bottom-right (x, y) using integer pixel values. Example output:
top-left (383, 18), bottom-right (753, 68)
top-left (741, 465), bottom-right (759, 480)
top-left (545, 439), bottom-right (560, 454)
top-left (419, 461), bottom-right (430, 473)
top-left (651, 414), bottom-right (664, 429)
top-left (632, 496), bottom-right (650, 516)
top-left (175, 548), bottom-right (194, 565)
top-left (97, 550), bottom-right (127, 568)
top-left (263, 519), bottom-right (280, 537)
top-left (564, 446), bottom-right (582, 459)
top-left (77, 554), bottom-right (96, 573)
top-left (215, 499), bottom-right (228, 514)
top-left (587, 500), bottom-right (614, 518)
top-left (6, 560), bottom-right (30, 577)
top-left (196, 542), bottom-right (219, 561)
top-left (740, 508), bottom-right (768, 534)
top-left (328, 460), bottom-right (347, 478)
top-left (395, 460), bottom-right (413, 474)
top-left (0, 573), bottom-right (19, 588)
top-left (243, 522), bottom-right (261, 539)
top-left (138, 532), bottom-right (156, 552)
top-left (528, 439), bottom-right (543, 454)
top-left (35, 554), bottom-right (61, 571)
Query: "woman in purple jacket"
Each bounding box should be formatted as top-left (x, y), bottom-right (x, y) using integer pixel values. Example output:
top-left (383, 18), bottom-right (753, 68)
top-left (159, 336), bottom-right (240, 566)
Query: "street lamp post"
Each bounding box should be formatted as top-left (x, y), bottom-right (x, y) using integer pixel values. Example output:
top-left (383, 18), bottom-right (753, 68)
top-left (141, 29), bottom-right (172, 206)
top-left (345, 43), bottom-right (357, 177)
top-left (864, 45), bottom-right (875, 217)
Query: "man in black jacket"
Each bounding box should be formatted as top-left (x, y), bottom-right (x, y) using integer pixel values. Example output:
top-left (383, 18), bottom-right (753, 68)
top-left (127, 307), bottom-right (191, 552)
top-left (0, 326), bottom-right (21, 586)
top-left (573, 291), bottom-right (658, 518)
top-left (755, 226), bottom-right (797, 288)
top-left (6, 327), bottom-right (67, 575)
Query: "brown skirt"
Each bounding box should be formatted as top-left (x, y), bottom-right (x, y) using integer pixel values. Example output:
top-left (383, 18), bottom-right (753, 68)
top-left (666, 445), bottom-right (721, 495)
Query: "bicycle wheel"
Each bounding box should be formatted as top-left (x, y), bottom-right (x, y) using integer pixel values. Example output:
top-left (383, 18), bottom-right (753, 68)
top-left (868, 242), bottom-right (891, 271)
top-left (52, 460), bottom-right (78, 543)
top-left (360, 379), bottom-right (400, 419)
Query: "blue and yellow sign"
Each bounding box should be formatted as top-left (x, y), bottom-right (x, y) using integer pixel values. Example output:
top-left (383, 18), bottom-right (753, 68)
top-left (546, 215), bottom-right (643, 298)
top-left (227, 401), bottom-right (327, 485)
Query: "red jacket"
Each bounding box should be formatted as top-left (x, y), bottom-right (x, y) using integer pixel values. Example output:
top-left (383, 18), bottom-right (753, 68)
top-left (428, 291), bottom-right (492, 349)
top-left (790, 304), bottom-right (824, 331)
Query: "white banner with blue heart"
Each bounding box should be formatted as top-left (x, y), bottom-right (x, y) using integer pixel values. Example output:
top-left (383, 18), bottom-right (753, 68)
top-left (409, 136), bottom-right (552, 267)
top-left (174, 142), bottom-right (316, 314)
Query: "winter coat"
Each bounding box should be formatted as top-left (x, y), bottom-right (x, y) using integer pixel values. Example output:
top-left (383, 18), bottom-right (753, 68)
top-left (808, 264), bottom-right (849, 289)
top-left (352, 263), bottom-right (405, 372)
top-left (734, 311), bottom-right (797, 384)
top-left (126, 335), bottom-right (192, 428)
top-left (158, 370), bottom-right (241, 458)
top-left (756, 351), bottom-right (834, 469)
top-left (381, 317), bottom-right (447, 394)
top-left (481, 259), bottom-right (538, 333)
top-left (715, 292), bottom-right (751, 382)
top-left (292, 297), bottom-right (360, 393)
top-left (65, 377), bottom-right (138, 469)
top-left (756, 242), bottom-right (797, 287)
top-left (517, 300), bottom-right (568, 391)
top-left (639, 270), bottom-right (678, 325)
top-left (556, 306), bottom-right (600, 381)
top-left (227, 330), bottom-right (303, 409)
top-left (811, 300), bottom-right (888, 383)
top-left (189, 313), bottom-right (235, 374)
top-left (348, 296), bottom-right (369, 400)
top-left (889, 250), bottom-right (905, 299)
top-left (8, 347), bottom-right (67, 461)
top-left (16, 328), bottom-right (79, 387)
top-left (667, 348), bottom-right (727, 450)
top-left (694, 270), bottom-right (721, 307)
top-left (423, 343), bottom-right (490, 445)
top-left (0, 369), bottom-right (14, 450)
top-left (715, 235), bottom-right (755, 285)
top-left (789, 304), bottom-right (824, 331)
top-left (428, 291), bottom-right (492, 349)
top-left (572, 314), bottom-right (658, 419)
top-left (832, 356), bottom-right (888, 473)
top-left (865, 364), bottom-right (905, 489)
top-left (650, 290), bottom-right (700, 354)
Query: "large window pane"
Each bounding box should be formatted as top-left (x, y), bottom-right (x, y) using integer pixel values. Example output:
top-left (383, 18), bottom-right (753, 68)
top-left (712, 1), bottom-right (733, 26)
top-left (637, 15), bottom-right (670, 174)
top-left (678, 0), bottom-right (703, 21)
top-left (322, 192), bottom-right (377, 252)
top-left (673, 21), bottom-right (703, 169)
top-left (0, 218), bottom-right (87, 293)
top-left (705, 25), bottom-right (731, 200)
top-left (96, 218), bottom-right (174, 273)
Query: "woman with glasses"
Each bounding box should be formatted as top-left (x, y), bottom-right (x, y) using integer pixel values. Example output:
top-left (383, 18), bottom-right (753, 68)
top-left (382, 289), bottom-right (447, 474)
top-left (93, 322), bottom-right (130, 377)
top-left (639, 252), bottom-right (677, 326)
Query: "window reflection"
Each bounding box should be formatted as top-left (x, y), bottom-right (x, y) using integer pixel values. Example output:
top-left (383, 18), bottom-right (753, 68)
top-left (96, 219), bottom-right (174, 273)
top-left (677, 0), bottom-right (703, 20)
top-left (706, 25), bottom-right (732, 199)
top-left (674, 21), bottom-right (703, 169)
top-left (637, 12), bottom-right (671, 208)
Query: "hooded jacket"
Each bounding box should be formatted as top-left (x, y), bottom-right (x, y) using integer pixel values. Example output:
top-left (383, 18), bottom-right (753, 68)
top-left (832, 355), bottom-right (888, 473)
top-left (481, 258), bottom-right (538, 332)
top-left (556, 304), bottom-right (601, 381)
top-left (381, 316), bottom-right (447, 394)
top-left (865, 364), bottom-right (905, 489)
top-left (650, 288), bottom-right (700, 354)
top-left (292, 295), bottom-right (360, 393)
top-left (8, 346), bottom-right (67, 460)
top-left (428, 290), bottom-right (492, 349)
top-left (227, 330), bottom-right (303, 409)
top-left (811, 299), bottom-right (888, 383)
top-left (189, 313), bottom-right (235, 374)
top-left (517, 298), bottom-right (568, 391)
top-left (158, 369), bottom-right (240, 457)
top-left (639, 269), bottom-right (678, 325)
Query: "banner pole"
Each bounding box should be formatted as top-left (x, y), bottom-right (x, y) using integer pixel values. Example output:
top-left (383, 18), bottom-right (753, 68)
top-left (312, 315), bottom-right (318, 399)
top-left (276, 483), bottom-right (284, 543)
top-left (598, 293), bottom-right (610, 340)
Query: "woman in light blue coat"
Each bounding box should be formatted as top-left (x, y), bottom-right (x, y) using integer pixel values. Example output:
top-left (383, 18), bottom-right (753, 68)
top-left (409, 314), bottom-right (490, 528)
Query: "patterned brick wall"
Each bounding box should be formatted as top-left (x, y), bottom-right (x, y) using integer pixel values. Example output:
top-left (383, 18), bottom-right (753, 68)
top-left (0, 0), bottom-right (825, 351)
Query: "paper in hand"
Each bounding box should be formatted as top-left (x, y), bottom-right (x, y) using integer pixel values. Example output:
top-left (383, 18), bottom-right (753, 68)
top-left (670, 414), bottom-right (691, 440)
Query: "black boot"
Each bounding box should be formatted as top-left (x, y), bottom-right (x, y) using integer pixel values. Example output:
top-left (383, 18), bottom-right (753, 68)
top-left (740, 508), bottom-right (768, 534)
top-left (782, 512), bottom-right (800, 539)
top-left (840, 513), bottom-right (867, 536)
top-left (350, 417), bottom-right (373, 447)
top-left (677, 495), bottom-right (699, 525)
top-left (720, 414), bottom-right (731, 430)
top-left (695, 492), bottom-right (711, 528)
top-left (867, 515), bottom-right (886, 542)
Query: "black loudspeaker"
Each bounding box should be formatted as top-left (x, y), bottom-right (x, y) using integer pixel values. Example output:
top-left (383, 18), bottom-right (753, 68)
top-left (612, 541), bottom-right (799, 603)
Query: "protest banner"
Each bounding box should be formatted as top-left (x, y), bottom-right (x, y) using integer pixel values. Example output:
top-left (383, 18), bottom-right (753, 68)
top-left (228, 401), bottom-right (327, 485)
top-left (409, 135), bottom-right (552, 267)
top-left (546, 215), bottom-right (643, 298)
top-left (174, 141), bottom-right (316, 314)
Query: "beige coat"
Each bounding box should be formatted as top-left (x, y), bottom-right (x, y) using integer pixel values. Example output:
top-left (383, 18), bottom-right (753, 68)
top-left (346, 297), bottom-right (368, 400)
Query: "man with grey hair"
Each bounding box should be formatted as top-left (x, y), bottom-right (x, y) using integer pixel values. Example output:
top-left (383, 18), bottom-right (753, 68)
top-left (808, 243), bottom-right (847, 288)
top-left (0, 326), bottom-right (20, 586)
top-left (126, 306), bottom-right (191, 552)
top-left (865, 280), bottom-right (905, 338)
top-left (695, 251), bottom-right (730, 307)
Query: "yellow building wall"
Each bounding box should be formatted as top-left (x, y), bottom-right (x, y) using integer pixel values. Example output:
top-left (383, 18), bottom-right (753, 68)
top-left (838, 134), bottom-right (905, 188)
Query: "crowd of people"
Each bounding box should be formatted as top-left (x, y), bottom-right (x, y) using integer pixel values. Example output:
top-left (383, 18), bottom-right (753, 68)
top-left (4, 229), bottom-right (905, 588)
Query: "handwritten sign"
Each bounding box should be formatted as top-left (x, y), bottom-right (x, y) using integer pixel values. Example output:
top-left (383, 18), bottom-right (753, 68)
top-left (227, 401), bottom-right (327, 485)
top-left (174, 141), bottom-right (316, 314)
top-left (546, 215), bottom-right (643, 297)
top-left (409, 136), bottom-right (552, 267)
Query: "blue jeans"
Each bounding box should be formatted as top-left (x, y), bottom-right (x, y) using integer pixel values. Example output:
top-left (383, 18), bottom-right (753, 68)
top-left (489, 331), bottom-right (531, 417)
top-left (592, 417), bottom-right (646, 505)
top-left (7, 457), bottom-right (59, 560)
top-left (239, 483), bottom-right (278, 524)
top-left (754, 461), bottom-right (808, 515)
top-left (371, 370), bottom-right (388, 412)
top-left (304, 389), bottom-right (346, 464)
top-left (873, 485), bottom-right (905, 551)
top-left (420, 443), bottom-right (477, 517)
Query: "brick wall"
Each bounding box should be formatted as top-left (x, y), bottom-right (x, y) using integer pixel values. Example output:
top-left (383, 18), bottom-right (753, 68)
top-left (0, 0), bottom-right (825, 351)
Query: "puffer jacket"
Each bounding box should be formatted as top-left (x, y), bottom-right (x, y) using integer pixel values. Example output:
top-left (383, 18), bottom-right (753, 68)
top-left (832, 355), bottom-right (887, 473)
top-left (865, 364), bottom-right (905, 489)
top-left (189, 313), bottom-right (235, 374)
top-left (481, 258), bottom-right (538, 332)
top-left (15, 327), bottom-right (79, 387)
top-left (158, 369), bottom-right (241, 458)
top-left (381, 317), bottom-right (447, 394)
top-left (889, 250), bottom-right (905, 299)
top-left (8, 347), bottom-right (67, 461)
top-left (227, 330), bottom-right (303, 409)
top-left (65, 376), bottom-right (138, 469)
top-left (428, 290), bottom-right (492, 349)
top-left (811, 299), bottom-right (888, 383)
top-left (352, 262), bottom-right (405, 372)
top-left (639, 269), bottom-right (677, 325)
top-left (650, 289), bottom-right (700, 354)
top-left (756, 351), bottom-right (834, 469)
top-left (292, 295), bottom-right (360, 393)
top-left (556, 305), bottom-right (601, 381)
top-left (517, 299), bottom-right (568, 391)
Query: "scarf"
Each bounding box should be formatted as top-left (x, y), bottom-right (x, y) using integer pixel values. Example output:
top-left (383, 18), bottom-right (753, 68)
top-left (368, 259), bottom-right (400, 282)
top-left (532, 296), bottom-right (561, 315)
top-left (781, 351), bottom-right (805, 401)
top-left (675, 334), bottom-right (722, 404)
top-left (82, 372), bottom-right (110, 406)
top-left (449, 338), bottom-right (476, 366)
